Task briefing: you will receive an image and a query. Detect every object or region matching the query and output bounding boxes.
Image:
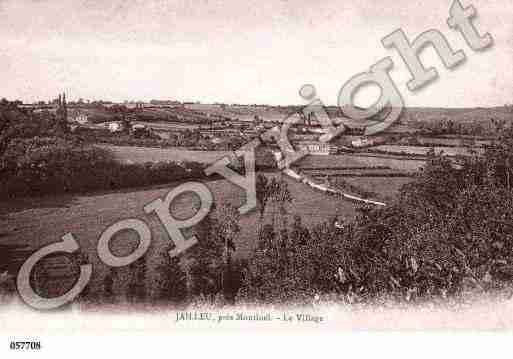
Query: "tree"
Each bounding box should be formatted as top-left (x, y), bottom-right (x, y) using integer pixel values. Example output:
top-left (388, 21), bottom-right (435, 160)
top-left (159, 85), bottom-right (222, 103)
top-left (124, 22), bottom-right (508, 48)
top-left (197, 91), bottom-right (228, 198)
top-left (267, 176), bottom-right (293, 257)
top-left (215, 205), bottom-right (241, 303)
top-left (255, 174), bottom-right (292, 253)
top-left (258, 223), bottom-right (276, 250)
top-left (103, 267), bottom-right (117, 303)
top-left (180, 204), bottom-right (242, 304)
top-left (0, 100), bottom-right (30, 160)
top-left (239, 220), bottom-right (339, 305)
top-left (290, 215), bottom-right (310, 248)
top-left (153, 245), bottom-right (187, 305)
top-left (127, 256), bottom-right (148, 304)
top-left (256, 174), bottom-right (271, 220)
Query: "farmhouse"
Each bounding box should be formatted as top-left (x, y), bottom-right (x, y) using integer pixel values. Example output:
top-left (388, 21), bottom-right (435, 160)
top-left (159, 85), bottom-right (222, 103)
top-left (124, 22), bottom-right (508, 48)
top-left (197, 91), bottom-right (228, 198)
top-left (69, 110), bottom-right (89, 124)
top-left (295, 140), bottom-right (337, 155)
top-left (107, 121), bottom-right (125, 133)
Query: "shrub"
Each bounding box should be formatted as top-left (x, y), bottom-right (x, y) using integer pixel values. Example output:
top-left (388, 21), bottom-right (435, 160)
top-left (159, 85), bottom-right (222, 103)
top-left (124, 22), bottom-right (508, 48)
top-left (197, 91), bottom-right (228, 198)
top-left (153, 246), bottom-right (187, 305)
top-left (240, 127), bottom-right (513, 304)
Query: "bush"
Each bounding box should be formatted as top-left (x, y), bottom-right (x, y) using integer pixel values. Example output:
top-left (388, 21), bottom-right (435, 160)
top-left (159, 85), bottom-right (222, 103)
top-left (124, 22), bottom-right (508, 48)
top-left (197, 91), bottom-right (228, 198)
top-left (153, 246), bottom-right (187, 305)
top-left (240, 127), bottom-right (513, 304)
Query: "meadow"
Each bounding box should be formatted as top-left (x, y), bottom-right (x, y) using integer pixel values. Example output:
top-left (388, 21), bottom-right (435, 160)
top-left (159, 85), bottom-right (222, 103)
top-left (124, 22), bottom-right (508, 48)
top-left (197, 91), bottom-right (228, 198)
top-left (0, 172), bottom-right (362, 300)
top-left (97, 145), bottom-right (231, 164)
top-left (369, 145), bottom-right (484, 157)
top-left (297, 154), bottom-right (426, 171)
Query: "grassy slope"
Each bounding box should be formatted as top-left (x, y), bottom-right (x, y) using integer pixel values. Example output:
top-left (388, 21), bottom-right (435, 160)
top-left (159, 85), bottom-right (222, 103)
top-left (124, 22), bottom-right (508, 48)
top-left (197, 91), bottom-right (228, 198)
top-left (298, 154), bottom-right (425, 171)
top-left (0, 174), bottom-right (365, 296)
top-left (96, 145), bottom-right (231, 164)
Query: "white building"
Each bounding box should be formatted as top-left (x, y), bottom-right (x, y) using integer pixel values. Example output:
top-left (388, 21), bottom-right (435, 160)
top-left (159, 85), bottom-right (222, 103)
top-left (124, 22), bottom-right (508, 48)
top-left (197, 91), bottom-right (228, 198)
top-left (69, 111), bottom-right (89, 124)
top-left (295, 141), bottom-right (337, 155)
top-left (108, 121), bottom-right (125, 133)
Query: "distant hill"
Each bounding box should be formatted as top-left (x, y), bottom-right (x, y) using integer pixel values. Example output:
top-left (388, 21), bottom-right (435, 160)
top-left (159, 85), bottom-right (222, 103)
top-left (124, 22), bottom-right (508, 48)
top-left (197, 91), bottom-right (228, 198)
top-left (400, 106), bottom-right (513, 125)
top-left (73, 104), bottom-right (513, 135)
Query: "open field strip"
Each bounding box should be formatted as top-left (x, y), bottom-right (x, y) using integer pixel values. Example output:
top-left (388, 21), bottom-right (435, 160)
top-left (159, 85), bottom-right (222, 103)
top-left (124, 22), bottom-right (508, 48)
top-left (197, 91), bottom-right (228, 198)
top-left (370, 145), bottom-right (484, 157)
top-left (96, 145), bottom-right (231, 164)
top-left (0, 173), bottom-right (362, 297)
top-left (282, 168), bottom-right (386, 207)
top-left (304, 168), bottom-right (414, 177)
top-left (411, 137), bottom-right (492, 147)
top-left (132, 121), bottom-right (199, 130)
top-left (297, 154), bottom-right (426, 171)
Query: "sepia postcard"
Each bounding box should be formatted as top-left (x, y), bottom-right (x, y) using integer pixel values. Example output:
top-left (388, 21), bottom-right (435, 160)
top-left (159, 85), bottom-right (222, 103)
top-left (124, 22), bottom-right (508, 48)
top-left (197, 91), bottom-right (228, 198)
top-left (0, 0), bottom-right (512, 356)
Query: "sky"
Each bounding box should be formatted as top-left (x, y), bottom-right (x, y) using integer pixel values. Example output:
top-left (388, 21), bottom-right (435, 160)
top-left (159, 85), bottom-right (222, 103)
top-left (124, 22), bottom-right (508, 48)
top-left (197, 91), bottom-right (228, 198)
top-left (1, 0), bottom-right (512, 107)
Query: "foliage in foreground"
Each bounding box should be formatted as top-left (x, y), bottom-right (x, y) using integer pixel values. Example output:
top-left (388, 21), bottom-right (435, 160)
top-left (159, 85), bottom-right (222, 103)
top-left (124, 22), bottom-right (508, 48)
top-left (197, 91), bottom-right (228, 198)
top-left (239, 127), bottom-right (513, 304)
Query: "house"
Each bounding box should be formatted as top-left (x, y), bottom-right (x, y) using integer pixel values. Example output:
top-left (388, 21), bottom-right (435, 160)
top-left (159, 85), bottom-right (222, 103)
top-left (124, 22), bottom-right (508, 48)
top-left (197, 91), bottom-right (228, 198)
top-left (108, 121), bottom-right (125, 133)
top-left (295, 141), bottom-right (337, 155)
top-left (351, 136), bottom-right (386, 148)
top-left (69, 111), bottom-right (89, 125)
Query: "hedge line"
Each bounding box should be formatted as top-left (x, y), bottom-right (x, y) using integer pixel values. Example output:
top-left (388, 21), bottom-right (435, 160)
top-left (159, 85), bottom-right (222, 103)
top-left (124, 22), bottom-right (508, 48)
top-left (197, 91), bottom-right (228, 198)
top-left (0, 137), bottom-right (207, 199)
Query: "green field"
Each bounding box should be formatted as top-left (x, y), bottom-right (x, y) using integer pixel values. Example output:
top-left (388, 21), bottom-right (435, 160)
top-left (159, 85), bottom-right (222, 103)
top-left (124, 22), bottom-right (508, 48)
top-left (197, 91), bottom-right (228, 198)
top-left (0, 173), bottom-right (361, 298)
top-left (401, 106), bottom-right (513, 125)
top-left (342, 177), bottom-right (413, 202)
top-left (97, 145), bottom-right (231, 164)
top-left (370, 145), bottom-right (484, 157)
top-left (297, 154), bottom-right (425, 171)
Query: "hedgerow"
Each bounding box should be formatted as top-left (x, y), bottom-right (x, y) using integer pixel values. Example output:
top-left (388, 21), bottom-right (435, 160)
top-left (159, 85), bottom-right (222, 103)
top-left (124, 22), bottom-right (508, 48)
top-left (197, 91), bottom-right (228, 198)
top-left (0, 137), bottom-right (207, 198)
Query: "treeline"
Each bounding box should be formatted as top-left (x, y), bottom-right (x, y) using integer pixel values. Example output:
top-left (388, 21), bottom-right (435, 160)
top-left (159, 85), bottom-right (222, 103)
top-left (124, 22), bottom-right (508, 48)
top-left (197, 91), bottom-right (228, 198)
top-left (0, 100), bottom-right (277, 199)
top-left (410, 117), bottom-right (501, 137)
top-left (0, 100), bottom-right (208, 199)
top-left (75, 127), bottom-right (247, 151)
top-left (0, 136), bottom-right (207, 199)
